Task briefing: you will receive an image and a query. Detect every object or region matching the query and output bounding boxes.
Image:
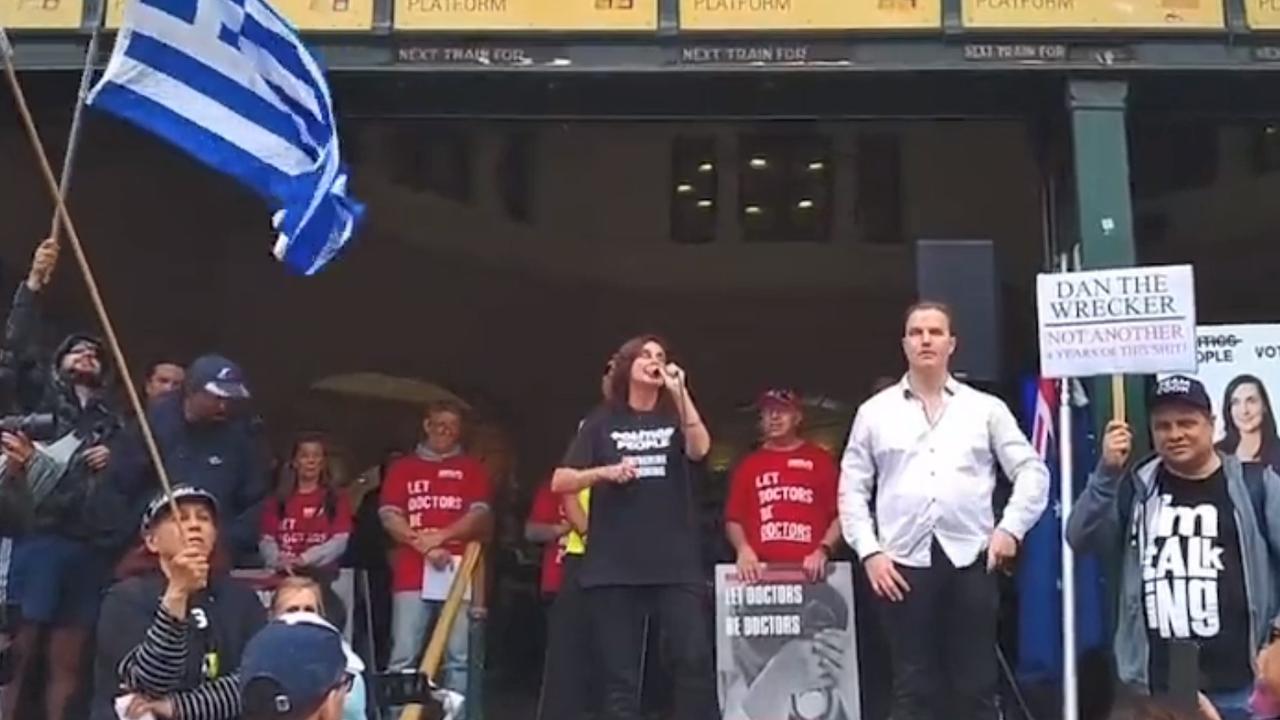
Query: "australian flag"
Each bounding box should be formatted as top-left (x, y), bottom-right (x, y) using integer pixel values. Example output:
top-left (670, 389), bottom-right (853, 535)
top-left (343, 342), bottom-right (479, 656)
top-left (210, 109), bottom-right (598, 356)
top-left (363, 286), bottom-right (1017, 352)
top-left (1015, 376), bottom-right (1108, 683)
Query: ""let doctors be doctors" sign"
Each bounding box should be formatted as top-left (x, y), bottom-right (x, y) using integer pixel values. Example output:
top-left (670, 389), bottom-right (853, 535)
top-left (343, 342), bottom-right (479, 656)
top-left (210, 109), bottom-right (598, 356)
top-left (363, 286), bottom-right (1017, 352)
top-left (1036, 264), bottom-right (1197, 379)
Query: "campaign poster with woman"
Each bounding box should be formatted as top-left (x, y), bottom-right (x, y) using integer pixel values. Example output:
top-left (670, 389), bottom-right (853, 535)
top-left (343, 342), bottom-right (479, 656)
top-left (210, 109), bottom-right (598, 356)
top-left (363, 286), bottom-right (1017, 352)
top-left (1188, 324), bottom-right (1280, 473)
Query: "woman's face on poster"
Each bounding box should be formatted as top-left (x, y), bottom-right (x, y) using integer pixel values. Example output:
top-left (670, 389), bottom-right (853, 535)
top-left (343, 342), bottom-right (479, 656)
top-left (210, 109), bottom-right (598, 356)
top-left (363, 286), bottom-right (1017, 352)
top-left (1231, 382), bottom-right (1267, 434)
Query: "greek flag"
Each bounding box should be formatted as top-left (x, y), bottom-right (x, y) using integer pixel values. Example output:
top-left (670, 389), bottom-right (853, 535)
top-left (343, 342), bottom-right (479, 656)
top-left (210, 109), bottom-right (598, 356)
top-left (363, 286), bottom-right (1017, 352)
top-left (87, 0), bottom-right (363, 274)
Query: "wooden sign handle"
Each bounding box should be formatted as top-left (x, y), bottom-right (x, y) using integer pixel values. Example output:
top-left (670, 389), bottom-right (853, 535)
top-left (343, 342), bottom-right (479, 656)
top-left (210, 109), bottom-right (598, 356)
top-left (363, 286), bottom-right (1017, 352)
top-left (1112, 375), bottom-right (1126, 425)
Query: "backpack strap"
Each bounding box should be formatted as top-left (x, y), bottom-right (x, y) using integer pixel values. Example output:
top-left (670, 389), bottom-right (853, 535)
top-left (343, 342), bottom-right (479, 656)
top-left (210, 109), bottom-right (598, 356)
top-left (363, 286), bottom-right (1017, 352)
top-left (1247, 467), bottom-right (1268, 544)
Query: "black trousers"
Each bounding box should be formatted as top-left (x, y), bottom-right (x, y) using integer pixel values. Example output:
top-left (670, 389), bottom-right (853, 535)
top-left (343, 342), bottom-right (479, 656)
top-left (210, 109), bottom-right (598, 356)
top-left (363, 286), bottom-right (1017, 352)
top-left (878, 541), bottom-right (999, 720)
top-left (585, 583), bottom-right (717, 720)
top-left (537, 555), bottom-right (592, 720)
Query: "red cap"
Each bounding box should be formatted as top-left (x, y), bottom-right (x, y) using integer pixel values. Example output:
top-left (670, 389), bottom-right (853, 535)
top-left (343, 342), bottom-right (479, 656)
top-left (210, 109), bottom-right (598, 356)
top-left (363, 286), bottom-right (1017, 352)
top-left (757, 389), bottom-right (801, 411)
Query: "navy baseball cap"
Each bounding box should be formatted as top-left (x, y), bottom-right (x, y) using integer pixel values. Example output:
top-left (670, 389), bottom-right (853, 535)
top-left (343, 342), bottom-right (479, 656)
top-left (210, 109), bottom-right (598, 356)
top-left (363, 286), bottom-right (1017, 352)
top-left (187, 354), bottom-right (251, 399)
top-left (240, 619), bottom-right (348, 719)
top-left (140, 485), bottom-right (219, 533)
top-left (1150, 375), bottom-right (1213, 415)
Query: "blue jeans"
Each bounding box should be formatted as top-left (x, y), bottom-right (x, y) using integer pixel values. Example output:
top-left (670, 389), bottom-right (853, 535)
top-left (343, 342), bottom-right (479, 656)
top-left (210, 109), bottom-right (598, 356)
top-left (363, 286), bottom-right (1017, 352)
top-left (388, 592), bottom-right (470, 696)
top-left (1207, 685), bottom-right (1252, 720)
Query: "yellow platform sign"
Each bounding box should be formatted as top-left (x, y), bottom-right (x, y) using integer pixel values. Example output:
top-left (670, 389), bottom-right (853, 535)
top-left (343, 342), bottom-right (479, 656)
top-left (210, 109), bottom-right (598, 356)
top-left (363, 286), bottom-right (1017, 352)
top-left (394, 0), bottom-right (658, 31)
top-left (962, 0), bottom-right (1223, 29)
top-left (1245, 0), bottom-right (1280, 29)
top-left (1, 0), bottom-right (83, 29)
top-left (106, 0), bottom-right (373, 30)
top-left (678, 0), bottom-right (939, 30)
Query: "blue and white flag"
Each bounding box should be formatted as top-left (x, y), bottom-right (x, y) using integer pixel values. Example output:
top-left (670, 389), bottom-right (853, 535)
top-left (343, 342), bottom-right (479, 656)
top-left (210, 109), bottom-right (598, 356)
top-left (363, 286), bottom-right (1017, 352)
top-left (87, 0), bottom-right (363, 274)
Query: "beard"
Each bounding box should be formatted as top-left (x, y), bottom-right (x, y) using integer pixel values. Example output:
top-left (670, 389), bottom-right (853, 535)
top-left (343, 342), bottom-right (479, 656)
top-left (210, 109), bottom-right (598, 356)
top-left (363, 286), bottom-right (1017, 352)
top-left (66, 367), bottom-right (103, 389)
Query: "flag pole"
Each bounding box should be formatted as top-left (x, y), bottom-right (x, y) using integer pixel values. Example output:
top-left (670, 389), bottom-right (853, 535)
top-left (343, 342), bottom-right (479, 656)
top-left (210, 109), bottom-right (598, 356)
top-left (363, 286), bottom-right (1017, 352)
top-left (1060, 376), bottom-right (1078, 720)
top-left (49, 0), bottom-right (107, 240)
top-left (1059, 253), bottom-right (1079, 720)
top-left (0, 27), bottom-right (182, 522)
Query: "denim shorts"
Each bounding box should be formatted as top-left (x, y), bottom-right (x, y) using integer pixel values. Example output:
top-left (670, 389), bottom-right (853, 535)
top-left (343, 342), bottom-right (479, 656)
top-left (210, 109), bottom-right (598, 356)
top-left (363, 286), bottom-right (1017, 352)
top-left (8, 534), bottom-right (108, 626)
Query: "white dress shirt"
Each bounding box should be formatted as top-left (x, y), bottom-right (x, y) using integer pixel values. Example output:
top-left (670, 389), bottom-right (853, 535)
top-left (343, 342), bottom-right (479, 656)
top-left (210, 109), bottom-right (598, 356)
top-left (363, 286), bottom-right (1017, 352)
top-left (838, 375), bottom-right (1050, 569)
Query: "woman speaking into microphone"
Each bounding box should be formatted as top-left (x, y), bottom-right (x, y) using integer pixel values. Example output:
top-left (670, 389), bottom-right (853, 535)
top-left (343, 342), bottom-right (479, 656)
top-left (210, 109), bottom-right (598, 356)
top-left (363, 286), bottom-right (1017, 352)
top-left (552, 334), bottom-right (716, 720)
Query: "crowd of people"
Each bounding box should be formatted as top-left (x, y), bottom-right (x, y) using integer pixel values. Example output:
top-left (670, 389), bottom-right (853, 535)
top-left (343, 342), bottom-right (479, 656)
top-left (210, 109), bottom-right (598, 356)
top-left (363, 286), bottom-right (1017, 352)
top-left (5, 226), bottom-right (1280, 720)
top-left (0, 237), bottom-right (479, 720)
top-left (521, 304), bottom-right (1280, 720)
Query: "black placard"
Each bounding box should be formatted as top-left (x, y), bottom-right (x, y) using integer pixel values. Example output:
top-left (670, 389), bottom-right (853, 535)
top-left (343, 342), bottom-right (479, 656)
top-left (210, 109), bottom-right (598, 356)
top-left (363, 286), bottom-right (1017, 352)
top-left (963, 43), bottom-right (1068, 62)
top-left (671, 42), bottom-right (849, 66)
top-left (396, 44), bottom-right (562, 66)
top-left (1068, 45), bottom-right (1135, 64)
top-left (1253, 46), bottom-right (1280, 62)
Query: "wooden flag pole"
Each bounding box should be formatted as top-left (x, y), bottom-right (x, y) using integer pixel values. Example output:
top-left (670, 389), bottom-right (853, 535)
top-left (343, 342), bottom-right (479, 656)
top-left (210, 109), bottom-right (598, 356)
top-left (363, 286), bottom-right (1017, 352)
top-left (1112, 374), bottom-right (1126, 424)
top-left (400, 541), bottom-right (483, 720)
top-left (1, 28), bottom-right (182, 521)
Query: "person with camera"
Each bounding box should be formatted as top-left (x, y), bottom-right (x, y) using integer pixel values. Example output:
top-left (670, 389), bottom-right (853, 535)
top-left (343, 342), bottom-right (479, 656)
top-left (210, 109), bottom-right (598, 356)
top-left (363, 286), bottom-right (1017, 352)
top-left (1067, 376), bottom-right (1280, 720)
top-left (92, 485), bottom-right (266, 720)
top-left (1, 237), bottom-right (122, 720)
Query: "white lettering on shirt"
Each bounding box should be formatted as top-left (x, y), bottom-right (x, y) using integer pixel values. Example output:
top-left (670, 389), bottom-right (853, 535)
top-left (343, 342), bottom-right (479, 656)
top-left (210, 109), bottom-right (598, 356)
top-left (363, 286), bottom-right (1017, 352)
top-left (1143, 496), bottom-right (1226, 639)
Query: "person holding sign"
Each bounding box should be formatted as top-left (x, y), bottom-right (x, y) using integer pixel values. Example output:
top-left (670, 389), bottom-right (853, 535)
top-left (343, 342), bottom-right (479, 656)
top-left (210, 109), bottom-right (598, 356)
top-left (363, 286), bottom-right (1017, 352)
top-left (837, 301), bottom-right (1050, 720)
top-left (552, 334), bottom-right (716, 720)
top-left (378, 400), bottom-right (492, 702)
top-left (1067, 376), bottom-right (1280, 720)
top-left (726, 388), bottom-right (841, 583)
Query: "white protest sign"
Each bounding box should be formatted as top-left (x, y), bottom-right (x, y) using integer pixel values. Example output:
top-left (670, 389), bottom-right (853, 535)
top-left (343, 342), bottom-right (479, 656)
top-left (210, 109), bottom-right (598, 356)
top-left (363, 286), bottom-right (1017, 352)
top-left (1036, 264), bottom-right (1197, 379)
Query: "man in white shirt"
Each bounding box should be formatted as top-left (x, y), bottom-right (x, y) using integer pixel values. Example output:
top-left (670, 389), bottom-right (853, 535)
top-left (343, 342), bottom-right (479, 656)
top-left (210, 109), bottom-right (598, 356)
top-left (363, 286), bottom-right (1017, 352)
top-left (837, 301), bottom-right (1049, 720)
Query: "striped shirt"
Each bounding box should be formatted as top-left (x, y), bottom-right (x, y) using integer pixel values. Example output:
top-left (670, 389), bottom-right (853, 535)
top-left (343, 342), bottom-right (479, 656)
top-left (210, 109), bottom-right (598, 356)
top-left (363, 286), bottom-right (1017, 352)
top-left (118, 602), bottom-right (242, 720)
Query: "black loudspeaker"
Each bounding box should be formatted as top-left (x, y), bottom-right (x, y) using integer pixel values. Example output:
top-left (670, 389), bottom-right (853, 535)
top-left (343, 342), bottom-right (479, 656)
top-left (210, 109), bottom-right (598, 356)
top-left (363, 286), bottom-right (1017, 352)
top-left (915, 239), bottom-right (1001, 383)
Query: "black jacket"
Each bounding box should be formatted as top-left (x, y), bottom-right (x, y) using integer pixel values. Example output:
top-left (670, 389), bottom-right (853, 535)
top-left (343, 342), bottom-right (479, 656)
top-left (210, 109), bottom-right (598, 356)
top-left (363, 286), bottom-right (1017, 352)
top-left (104, 393), bottom-right (267, 558)
top-left (1, 284), bottom-right (121, 539)
top-left (90, 571), bottom-right (266, 720)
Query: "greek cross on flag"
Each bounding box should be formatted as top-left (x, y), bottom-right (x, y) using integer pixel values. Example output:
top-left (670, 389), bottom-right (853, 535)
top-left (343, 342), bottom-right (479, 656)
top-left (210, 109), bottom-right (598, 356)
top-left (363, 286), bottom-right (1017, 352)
top-left (87, 0), bottom-right (364, 274)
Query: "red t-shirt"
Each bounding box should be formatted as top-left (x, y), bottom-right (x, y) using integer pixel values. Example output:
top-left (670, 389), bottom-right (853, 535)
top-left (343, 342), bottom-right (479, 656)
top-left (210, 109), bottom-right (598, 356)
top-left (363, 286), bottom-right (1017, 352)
top-left (260, 487), bottom-right (354, 560)
top-left (379, 454), bottom-right (493, 592)
top-left (725, 442), bottom-right (839, 563)
top-left (528, 484), bottom-right (566, 595)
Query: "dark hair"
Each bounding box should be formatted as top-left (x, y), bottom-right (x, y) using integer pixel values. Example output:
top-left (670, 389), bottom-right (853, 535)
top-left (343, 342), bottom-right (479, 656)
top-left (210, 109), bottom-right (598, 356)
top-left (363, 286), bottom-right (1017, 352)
top-left (275, 433), bottom-right (338, 522)
top-left (607, 334), bottom-right (676, 413)
top-left (1217, 373), bottom-right (1280, 466)
top-left (903, 300), bottom-right (954, 334)
top-left (144, 358), bottom-right (185, 381)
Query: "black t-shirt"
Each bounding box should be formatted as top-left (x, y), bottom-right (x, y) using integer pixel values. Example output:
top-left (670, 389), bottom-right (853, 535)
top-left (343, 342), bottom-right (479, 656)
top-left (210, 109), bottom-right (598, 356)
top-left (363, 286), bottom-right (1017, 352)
top-left (1144, 466), bottom-right (1253, 693)
top-left (561, 404), bottom-right (703, 587)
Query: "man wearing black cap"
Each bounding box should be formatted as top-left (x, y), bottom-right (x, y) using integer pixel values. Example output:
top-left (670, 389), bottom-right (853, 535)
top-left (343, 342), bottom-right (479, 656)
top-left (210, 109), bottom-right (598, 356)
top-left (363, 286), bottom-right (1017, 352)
top-left (239, 616), bottom-right (353, 720)
top-left (1068, 375), bottom-right (1280, 720)
top-left (106, 354), bottom-right (268, 561)
top-left (91, 485), bottom-right (266, 720)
